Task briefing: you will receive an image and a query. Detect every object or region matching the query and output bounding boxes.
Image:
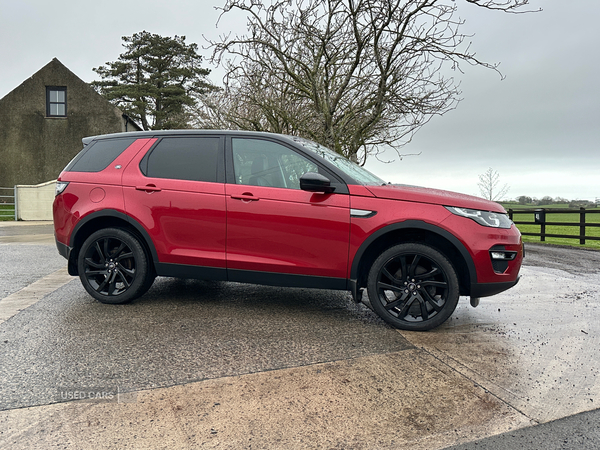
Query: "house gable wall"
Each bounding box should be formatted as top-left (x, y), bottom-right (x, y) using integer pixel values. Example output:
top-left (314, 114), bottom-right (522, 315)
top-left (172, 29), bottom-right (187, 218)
top-left (0, 58), bottom-right (134, 187)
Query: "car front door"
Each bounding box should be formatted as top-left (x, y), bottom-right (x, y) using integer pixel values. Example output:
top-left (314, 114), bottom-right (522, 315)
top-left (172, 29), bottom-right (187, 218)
top-left (225, 136), bottom-right (350, 288)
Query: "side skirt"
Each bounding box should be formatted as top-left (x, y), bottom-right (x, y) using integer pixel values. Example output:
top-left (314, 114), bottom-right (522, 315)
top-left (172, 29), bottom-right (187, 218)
top-left (155, 263), bottom-right (348, 291)
top-left (229, 269), bottom-right (348, 290)
top-left (155, 263), bottom-right (227, 281)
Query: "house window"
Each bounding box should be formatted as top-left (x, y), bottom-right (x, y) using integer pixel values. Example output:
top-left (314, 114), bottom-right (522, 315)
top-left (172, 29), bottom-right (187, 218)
top-left (46, 87), bottom-right (67, 117)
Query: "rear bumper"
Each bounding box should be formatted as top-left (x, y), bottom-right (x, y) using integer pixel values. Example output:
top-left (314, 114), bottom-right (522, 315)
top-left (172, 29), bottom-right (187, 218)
top-left (56, 238), bottom-right (78, 276)
top-left (56, 238), bottom-right (71, 260)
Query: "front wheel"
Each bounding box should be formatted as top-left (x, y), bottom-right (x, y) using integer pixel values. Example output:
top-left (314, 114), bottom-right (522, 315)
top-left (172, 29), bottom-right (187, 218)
top-left (77, 228), bottom-right (152, 304)
top-left (367, 243), bottom-right (459, 331)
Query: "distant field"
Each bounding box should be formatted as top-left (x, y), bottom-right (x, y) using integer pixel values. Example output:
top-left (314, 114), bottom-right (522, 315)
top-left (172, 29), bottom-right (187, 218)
top-left (502, 204), bottom-right (600, 249)
top-left (502, 203), bottom-right (559, 210)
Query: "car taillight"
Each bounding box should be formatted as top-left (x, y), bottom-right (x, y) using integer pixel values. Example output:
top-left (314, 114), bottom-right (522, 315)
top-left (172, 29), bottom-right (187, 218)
top-left (55, 181), bottom-right (69, 196)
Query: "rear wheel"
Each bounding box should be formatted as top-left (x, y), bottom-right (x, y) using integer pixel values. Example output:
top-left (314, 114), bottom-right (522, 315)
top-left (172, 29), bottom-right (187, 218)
top-left (77, 228), bottom-right (152, 304)
top-left (367, 243), bottom-right (459, 331)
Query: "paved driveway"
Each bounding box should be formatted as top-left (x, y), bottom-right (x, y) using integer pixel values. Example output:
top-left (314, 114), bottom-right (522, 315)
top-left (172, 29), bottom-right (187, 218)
top-left (1, 222), bottom-right (599, 449)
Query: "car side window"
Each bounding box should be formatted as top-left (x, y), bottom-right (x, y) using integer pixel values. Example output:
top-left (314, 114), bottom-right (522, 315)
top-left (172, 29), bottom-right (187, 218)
top-left (232, 138), bottom-right (319, 189)
top-left (142, 137), bottom-right (220, 182)
top-left (66, 138), bottom-right (137, 173)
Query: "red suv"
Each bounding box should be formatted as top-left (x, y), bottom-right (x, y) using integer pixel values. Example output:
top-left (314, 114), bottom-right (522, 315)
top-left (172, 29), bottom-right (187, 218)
top-left (53, 130), bottom-right (523, 331)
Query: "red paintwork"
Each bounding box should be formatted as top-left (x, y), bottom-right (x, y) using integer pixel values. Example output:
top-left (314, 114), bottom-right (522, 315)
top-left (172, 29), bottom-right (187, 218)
top-left (53, 134), bottom-right (523, 294)
top-left (347, 186), bottom-right (522, 284)
top-left (121, 140), bottom-right (227, 268)
top-left (347, 195), bottom-right (453, 277)
top-left (53, 138), bottom-right (156, 247)
top-left (440, 213), bottom-right (522, 283)
top-left (226, 184), bottom-right (349, 278)
top-left (366, 184), bottom-right (506, 212)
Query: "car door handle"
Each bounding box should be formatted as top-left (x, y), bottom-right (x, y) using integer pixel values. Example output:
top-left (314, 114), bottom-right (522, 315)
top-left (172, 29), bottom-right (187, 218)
top-left (136, 184), bottom-right (161, 193)
top-left (230, 193), bottom-right (259, 202)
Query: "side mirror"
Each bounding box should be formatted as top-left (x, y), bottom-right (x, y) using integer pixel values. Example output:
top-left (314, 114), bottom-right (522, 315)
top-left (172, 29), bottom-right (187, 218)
top-left (300, 172), bottom-right (336, 193)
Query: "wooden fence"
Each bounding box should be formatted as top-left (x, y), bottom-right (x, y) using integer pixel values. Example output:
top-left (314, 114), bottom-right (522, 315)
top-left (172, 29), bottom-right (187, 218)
top-left (507, 207), bottom-right (600, 245)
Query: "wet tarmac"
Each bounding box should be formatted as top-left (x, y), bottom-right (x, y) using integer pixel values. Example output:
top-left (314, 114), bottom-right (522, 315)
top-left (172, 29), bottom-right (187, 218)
top-left (1, 223), bottom-right (599, 448)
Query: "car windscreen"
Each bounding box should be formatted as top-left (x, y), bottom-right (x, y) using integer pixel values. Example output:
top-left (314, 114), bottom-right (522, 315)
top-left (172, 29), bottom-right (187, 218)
top-left (290, 137), bottom-right (385, 185)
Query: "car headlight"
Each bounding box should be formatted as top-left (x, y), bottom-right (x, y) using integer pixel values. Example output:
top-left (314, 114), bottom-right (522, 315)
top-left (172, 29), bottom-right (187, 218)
top-left (445, 206), bottom-right (513, 229)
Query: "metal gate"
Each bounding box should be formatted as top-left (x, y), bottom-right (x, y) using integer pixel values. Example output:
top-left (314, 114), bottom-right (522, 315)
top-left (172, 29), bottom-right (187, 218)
top-left (0, 186), bottom-right (16, 220)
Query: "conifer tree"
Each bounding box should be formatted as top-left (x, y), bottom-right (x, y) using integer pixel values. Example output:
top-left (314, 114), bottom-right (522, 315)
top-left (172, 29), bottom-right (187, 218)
top-left (93, 31), bottom-right (216, 130)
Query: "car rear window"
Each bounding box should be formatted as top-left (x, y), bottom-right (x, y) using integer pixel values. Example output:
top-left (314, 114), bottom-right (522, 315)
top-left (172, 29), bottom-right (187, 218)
top-left (140, 137), bottom-right (220, 183)
top-left (65, 137), bottom-right (137, 173)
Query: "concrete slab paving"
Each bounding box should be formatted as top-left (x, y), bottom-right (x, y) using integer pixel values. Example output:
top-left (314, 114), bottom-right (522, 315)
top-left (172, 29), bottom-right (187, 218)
top-left (0, 350), bottom-right (532, 450)
top-left (0, 278), bottom-right (410, 411)
top-left (443, 408), bottom-right (600, 450)
top-left (0, 244), bottom-right (66, 298)
top-left (0, 221), bottom-right (54, 245)
top-left (0, 267), bottom-right (72, 324)
top-left (403, 265), bottom-right (600, 424)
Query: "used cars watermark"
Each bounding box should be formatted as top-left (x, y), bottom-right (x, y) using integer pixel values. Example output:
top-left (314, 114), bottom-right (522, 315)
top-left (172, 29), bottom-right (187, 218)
top-left (56, 386), bottom-right (137, 403)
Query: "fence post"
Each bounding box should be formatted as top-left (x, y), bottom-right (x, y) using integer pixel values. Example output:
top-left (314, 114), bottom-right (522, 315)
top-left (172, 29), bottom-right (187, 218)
top-left (14, 185), bottom-right (17, 221)
top-left (541, 222), bottom-right (545, 242)
top-left (508, 209), bottom-right (513, 221)
top-left (580, 207), bottom-right (586, 245)
top-left (534, 209), bottom-right (546, 242)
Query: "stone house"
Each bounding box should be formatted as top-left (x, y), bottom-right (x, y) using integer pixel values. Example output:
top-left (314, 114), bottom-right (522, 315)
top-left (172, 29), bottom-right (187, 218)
top-left (0, 58), bottom-right (140, 188)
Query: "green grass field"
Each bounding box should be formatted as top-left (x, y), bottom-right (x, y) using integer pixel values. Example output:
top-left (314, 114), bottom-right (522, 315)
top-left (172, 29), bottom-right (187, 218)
top-left (0, 204), bottom-right (15, 221)
top-left (502, 204), bottom-right (600, 250)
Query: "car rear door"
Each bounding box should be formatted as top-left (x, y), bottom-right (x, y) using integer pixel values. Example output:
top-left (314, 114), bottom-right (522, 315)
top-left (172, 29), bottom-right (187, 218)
top-left (225, 136), bottom-right (350, 288)
top-left (122, 135), bottom-right (227, 277)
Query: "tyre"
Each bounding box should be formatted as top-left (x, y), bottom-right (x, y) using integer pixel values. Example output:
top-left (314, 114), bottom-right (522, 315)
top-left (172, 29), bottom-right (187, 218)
top-left (367, 243), bottom-right (459, 331)
top-left (77, 228), bottom-right (152, 304)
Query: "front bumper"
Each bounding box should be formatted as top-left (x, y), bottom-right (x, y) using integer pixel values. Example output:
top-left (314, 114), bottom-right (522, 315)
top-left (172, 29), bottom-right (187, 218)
top-left (470, 275), bottom-right (521, 298)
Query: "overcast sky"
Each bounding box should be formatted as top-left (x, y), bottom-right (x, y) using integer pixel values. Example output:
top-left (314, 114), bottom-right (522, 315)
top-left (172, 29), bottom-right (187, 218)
top-left (1, 0), bottom-right (598, 201)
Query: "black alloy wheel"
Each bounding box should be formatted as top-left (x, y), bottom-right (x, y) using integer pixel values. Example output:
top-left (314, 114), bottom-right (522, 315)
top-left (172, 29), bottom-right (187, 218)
top-left (77, 228), bottom-right (152, 304)
top-left (367, 243), bottom-right (460, 331)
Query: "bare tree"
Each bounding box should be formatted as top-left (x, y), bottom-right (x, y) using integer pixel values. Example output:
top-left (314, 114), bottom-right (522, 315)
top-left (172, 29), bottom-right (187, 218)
top-left (206, 0), bottom-right (535, 162)
top-left (478, 167), bottom-right (510, 201)
top-left (193, 65), bottom-right (311, 135)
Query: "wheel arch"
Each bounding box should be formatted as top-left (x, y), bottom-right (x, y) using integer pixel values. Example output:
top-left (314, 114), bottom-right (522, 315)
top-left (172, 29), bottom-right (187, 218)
top-left (351, 220), bottom-right (476, 297)
top-left (68, 210), bottom-right (158, 276)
